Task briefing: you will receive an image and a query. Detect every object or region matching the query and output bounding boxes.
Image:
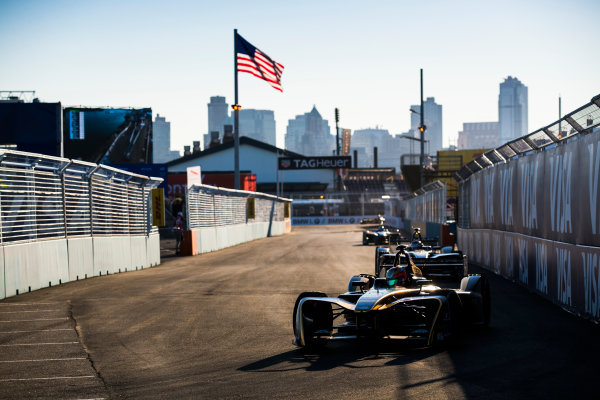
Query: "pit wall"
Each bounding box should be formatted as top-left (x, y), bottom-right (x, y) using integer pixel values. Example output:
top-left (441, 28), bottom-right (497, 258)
top-left (185, 219), bottom-right (290, 255)
top-left (0, 232), bottom-right (160, 300)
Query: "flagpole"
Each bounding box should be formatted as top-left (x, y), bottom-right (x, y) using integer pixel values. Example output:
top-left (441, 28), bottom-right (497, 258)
top-left (234, 29), bottom-right (240, 190)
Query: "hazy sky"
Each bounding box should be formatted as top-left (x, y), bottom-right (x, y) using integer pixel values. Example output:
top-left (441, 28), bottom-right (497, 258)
top-left (1, 0), bottom-right (599, 152)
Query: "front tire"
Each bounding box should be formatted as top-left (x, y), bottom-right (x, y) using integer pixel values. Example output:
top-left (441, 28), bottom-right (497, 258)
top-left (293, 292), bottom-right (331, 348)
top-left (431, 292), bottom-right (463, 348)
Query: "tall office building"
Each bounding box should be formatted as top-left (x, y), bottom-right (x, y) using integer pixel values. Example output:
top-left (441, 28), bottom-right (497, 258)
top-left (205, 96), bottom-right (229, 148)
top-left (285, 106), bottom-right (333, 156)
top-left (239, 109), bottom-right (276, 146)
top-left (457, 122), bottom-right (499, 150)
top-left (350, 128), bottom-right (414, 170)
top-left (410, 97), bottom-right (443, 155)
top-left (152, 114), bottom-right (181, 163)
top-left (498, 76), bottom-right (528, 144)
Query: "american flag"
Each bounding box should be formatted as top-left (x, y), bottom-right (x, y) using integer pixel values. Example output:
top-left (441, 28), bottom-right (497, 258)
top-left (236, 33), bottom-right (284, 92)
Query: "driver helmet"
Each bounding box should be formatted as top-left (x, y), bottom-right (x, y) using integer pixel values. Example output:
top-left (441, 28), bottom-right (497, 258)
top-left (386, 266), bottom-right (409, 287)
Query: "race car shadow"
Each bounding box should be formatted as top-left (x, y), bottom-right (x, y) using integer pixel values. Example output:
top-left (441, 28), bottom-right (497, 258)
top-left (238, 341), bottom-right (446, 373)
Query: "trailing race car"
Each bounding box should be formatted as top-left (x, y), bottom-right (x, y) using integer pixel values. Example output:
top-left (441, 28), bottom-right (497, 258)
top-left (293, 247), bottom-right (490, 348)
top-left (396, 239), bottom-right (468, 281)
top-left (362, 225), bottom-right (401, 245)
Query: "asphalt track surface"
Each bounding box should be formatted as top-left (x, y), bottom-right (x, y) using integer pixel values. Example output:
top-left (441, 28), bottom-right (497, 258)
top-left (1, 225), bottom-right (599, 399)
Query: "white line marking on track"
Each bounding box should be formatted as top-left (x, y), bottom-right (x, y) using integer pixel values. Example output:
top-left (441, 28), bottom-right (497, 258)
top-left (0, 318), bottom-right (69, 322)
top-left (0, 357), bottom-right (87, 363)
top-left (0, 342), bottom-right (79, 346)
top-left (0, 328), bottom-right (72, 334)
top-left (0, 303), bottom-right (64, 306)
top-left (0, 375), bottom-right (96, 382)
top-left (0, 310), bottom-right (63, 314)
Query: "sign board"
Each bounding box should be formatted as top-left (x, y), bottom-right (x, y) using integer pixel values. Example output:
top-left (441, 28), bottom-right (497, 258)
top-left (151, 188), bottom-right (165, 227)
top-left (278, 156), bottom-right (351, 170)
top-left (342, 129), bottom-right (352, 156)
top-left (186, 166), bottom-right (201, 188)
top-left (292, 216), bottom-right (370, 225)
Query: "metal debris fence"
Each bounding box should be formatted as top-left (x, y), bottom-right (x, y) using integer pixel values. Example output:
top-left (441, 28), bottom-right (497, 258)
top-left (402, 180), bottom-right (447, 224)
top-left (186, 184), bottom-right (290, 229)
top-left (0, 150), bottom-right (162, 244)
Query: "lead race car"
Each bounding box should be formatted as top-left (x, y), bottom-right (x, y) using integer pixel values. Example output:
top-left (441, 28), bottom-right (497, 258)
top-left (293, 247), bottom-right (490, 348)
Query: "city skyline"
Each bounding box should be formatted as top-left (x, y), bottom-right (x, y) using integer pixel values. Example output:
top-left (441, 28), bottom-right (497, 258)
top-left (1, 0), bottom-right (598, 153)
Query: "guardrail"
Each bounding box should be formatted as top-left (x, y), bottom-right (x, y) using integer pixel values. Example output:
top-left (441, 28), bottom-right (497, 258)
top-left (183, 184), bottom-right (292, 254)
top-left (455, 94), bottom-right (600, 322)
top-left (0, 149), bottom-right (163, 300)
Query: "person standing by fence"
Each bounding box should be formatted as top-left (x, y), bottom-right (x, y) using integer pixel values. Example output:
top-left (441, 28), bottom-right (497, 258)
top-left (173, 211), bottom-right (184, 255)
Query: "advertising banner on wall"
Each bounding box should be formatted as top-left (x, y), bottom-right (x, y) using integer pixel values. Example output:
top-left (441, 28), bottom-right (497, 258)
top-left (292, 216), bottom-right (372, 225)
top-left (458, 228), bottom-right (600, 322)
top-left (152, 188), bottom-right (165, 227)
top-left (462, 133), bottom-right (600, 247)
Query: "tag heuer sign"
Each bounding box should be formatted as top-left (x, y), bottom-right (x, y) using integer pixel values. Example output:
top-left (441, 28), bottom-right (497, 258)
top-left (278, 156), bottom-right (351, 170)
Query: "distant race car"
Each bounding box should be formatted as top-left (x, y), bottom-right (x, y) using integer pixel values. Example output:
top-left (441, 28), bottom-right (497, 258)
top-left (362, 225), bottom-right (401, 245)
top-left (360, 215), bottom-right (386, 225)
top-left (293, 248), bottom-right (490, 348)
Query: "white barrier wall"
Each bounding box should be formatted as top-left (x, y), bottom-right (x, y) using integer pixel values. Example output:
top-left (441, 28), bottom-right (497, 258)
top-left (67, 237), bottom-right (94, 281)
top-left (130, 236), bottom-right (148, 270)
top-left (147, 232), bottom-right (160, 267)
top-left (93, 237), bottom-right (131, 275)
top-left (0, 247), bottom-right (5, 299)
top-left (0, 234), bottom-right (161, 300)
top-left (4, 240), bottom-right (69, 297)
top-left (193, 221), bottom-right (287, 255)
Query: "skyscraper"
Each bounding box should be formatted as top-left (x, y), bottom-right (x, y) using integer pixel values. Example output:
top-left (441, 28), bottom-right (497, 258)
top-left (152, 114), bottom-right (181, 163)
top-left (410, 97), bottom-right (443, 155)
top-left (206, 96), bottom-right (229, 147)
top-left (285, 106), bottom-right (333, 156)
top-left (498, 76), bottom-right (528, 144)
top-left (457, 122), bottom-right (499, 150)
top-left (239, 109), bottom-right (276, 146)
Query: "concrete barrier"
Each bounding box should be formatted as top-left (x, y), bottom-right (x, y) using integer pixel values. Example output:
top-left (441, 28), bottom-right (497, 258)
top-left (0, 247), bottom-right (4, 300)
top-left (191, 221), bottom-right (288, 255)
top-left (93, 237), bottom-right (132, 275)
top-left (4, 240), bottom-right (69, 297)
top-left (147, 232), bottom-right (160, 267)
top-left (0, 233), bottom-right (162, 300)
top-left (67, 237), bottom-right (94, 281)
top-left (130, 236), bottom-right (147, 270)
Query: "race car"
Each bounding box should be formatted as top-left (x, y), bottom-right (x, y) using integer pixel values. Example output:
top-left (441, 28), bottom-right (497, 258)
top-left (396, 239), bottom-right (468, 281)
top-left (360, 215), bottom-right (386, 225)
top-left (293, 248), bottom-right (491, 348)
top-left (362, 225), bottom-right (401, 245)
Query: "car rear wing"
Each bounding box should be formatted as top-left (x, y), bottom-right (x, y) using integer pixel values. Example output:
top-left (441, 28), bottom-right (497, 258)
top-left (392, 237), bottom-right (439, 246)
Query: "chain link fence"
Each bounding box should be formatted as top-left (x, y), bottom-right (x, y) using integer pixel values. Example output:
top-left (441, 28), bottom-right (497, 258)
top-left (0, 150), bottom-right (162, 244)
